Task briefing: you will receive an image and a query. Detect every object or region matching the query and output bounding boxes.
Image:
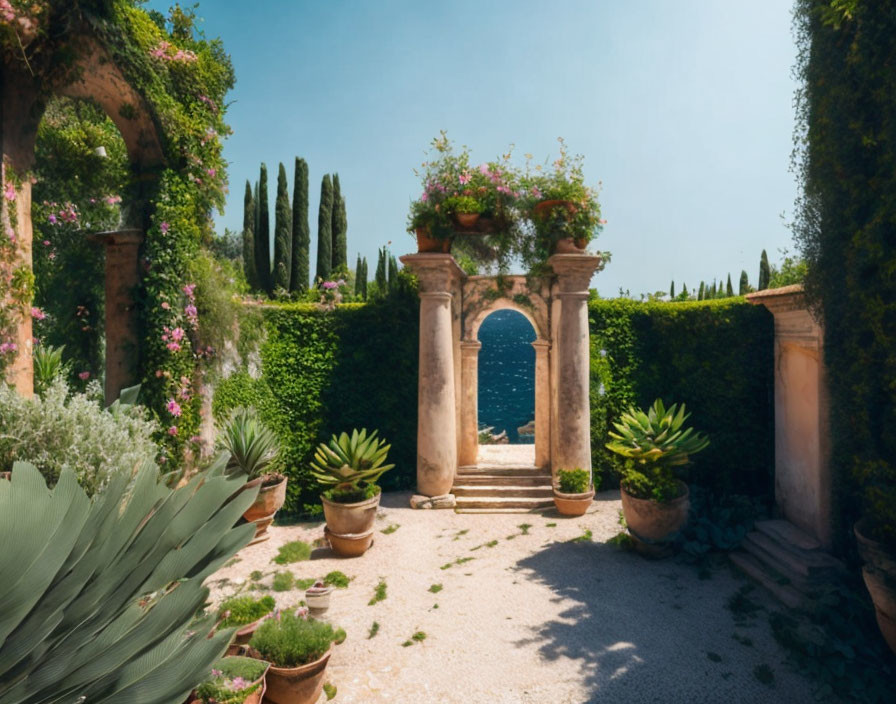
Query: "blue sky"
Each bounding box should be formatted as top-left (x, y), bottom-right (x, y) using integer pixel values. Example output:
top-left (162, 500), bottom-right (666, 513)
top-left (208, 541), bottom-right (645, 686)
top-left (148, 0), bottom-right (799, 295)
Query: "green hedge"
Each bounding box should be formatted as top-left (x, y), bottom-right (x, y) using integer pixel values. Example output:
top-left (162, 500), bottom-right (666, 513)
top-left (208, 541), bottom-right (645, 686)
top-left (214, 284), bottom-right (418, 515)
top-left (589, 298), bottom-right (774, 496)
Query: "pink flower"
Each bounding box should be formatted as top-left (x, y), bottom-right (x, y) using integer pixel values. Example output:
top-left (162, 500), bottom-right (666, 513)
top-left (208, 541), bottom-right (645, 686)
top-left (166, 399), bottom-right (182, 417)
top-left (161, 301), bottom-right (170, 310)
top-left (160, 222), bottom-right (169, 234)
top-left (104, 195), bottom-right (121, 205)
top-left (3, 181), bottom-right (15, 201)
top-left (166, 341), bottom-right (181, 352)
top-left (531, 186), bottom-right (542, 198)
top-left (459, 172), bottom-right (471, 185)
top-left (182, 283), bottom-right (196, 298)
top-left (170, 327), bottom-right (185, 342)
top-left (48, 214), bottom-right (57, 225)
top-left (78, 371), bottom-right (90, 381)
top-left (420, 192), bottom-right (428, 203)
top-left (0, 342), bottom-right (17, 355)
top-left (478, 163), bottom-right (489, 175)
top-left (42, 240), bottom-right (50, 246)
top-left (48, 252), bottom-right (56, 261)
top-left (229, 677), bottom-right (248, 692)
top-left (189, 435), bottom-right (203, 444)
top-left (31, 307), bottom-right (46, 321)
top-left (206, 168), bottom-right (216, 178)
top-left (168, 426), bottom-right (178, 436)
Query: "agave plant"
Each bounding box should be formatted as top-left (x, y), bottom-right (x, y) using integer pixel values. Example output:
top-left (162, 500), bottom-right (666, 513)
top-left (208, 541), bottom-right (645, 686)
top-left (32, 344), bottom-right (68, 396)
top-left (606, 399), bottom-right (709, 468)
top-left (217, 406), bottom-right (281, 480)
top-left (310, 428), bottom-right (394, 492)
top-left (0, 453), bottom-right (257, 704)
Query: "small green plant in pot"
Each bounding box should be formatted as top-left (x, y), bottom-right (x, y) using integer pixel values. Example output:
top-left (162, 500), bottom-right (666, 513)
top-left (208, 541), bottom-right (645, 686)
top-left (218, 594), bottom-right (277, 652)
top-left (311, 428), bottom-right (394, 557)
top-left (194, 656), bottom-right (270, 704)
top-left (553, 468), bottom-right (596, 517)
top-left (606, 399), bottom-right (709, 552)
top-left (218, 406), bottom-right (286, 544)
top-left (248, 608), bottom-right (343, 704)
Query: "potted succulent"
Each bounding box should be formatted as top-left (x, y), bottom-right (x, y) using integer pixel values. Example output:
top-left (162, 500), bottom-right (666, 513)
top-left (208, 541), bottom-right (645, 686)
top-left (192, 655), bottom-right (270, 704)
top-left (218, 594), bottom-right (277, 653)
top-left (553, 468), bottom-right (596, 516)
top-left (606, 399), bottom-right (709, 553)
top-left (310, 428), bottom-right (394, 557)
top-left (247, 608), bottom-right (344, 704)
top-left (304, 580), bottom-right (333, 612)
top-left (218, 407), bottom-right (286, 544)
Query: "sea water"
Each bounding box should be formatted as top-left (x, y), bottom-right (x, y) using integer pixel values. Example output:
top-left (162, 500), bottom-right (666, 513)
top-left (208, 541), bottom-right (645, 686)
top-left (477, 309), bottom-right (536, 444)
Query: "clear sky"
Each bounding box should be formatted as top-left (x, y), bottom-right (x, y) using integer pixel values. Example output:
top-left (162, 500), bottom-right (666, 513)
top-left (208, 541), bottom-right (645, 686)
top-left (148, 0), bottom-right (799, 296)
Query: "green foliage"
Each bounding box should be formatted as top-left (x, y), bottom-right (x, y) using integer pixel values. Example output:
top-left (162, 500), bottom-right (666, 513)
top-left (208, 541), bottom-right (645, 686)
top-left (428, 584), bottom-right (443, 594)
top-left (323, 571), bottom-right (351, 588)
top-left (273, 163), bottom-right (293, 291)
top-left (291, 157), bottom-right (310, 293)
top-left (380, 523), bottom-right (399, 535)
top-left (0, 455), bottom-right (256, 704)
top-left (589, 298), bottom-right (773, 497)
top-left (316, 174), bottom-right (333, 282)
top-left (218, 595), bottom-right (276, 628)
top-left (680, 486), bottom-right (766, 558)
top-left (272, 571), bottom-right (295, 592)
top-left (367, 622), bottom-right (380, 639)
top-left (331, 173), bottom-right (347, 272)
top-left (249, 611), bottom-right (337, 668)
top-left (243, 181), bottom-right (258, 290)
top-left (323, 682), bottom-right (337, 700)
top-left (758, 249), bottom-right (770, 291)
top-left (793, 1), bottom-right (896, 550)
top-left (255, 164), bottom-right (272, 293)
top-left (32, 344), bottom-right (68, 396)
top-left (557, 468), bottom-right (591, 494)
top-left (738, 270), bottom-right (750, 296)
top-left (272, 540), bottom-right (312, 565)
top-left (368, 579), bottom-right (387, 605)
top-left (0, 379), bottom-right (158, 494)
top-left (767, 250), bottom-right (808, 289)
top-left (195, 656), bottom-right (267, 704)
top-left (443, 195), bottom-right (484, 214)
top-left (310, 428), bottom-right (394, 494)
top-left (217, 406), bottom-right (281, 480)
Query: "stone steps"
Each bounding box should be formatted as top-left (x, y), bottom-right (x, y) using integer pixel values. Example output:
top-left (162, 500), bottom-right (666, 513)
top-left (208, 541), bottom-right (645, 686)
top-left (452, 485), bottom-right (553, 498)
top-left (729, 552), bottom-right (806, 610)
top-left (453, 464), bottom-right (553, 512)
top-left (457, 464), bottom-right (546, 477)
top-left (453, 473), bottom-right (551, 487)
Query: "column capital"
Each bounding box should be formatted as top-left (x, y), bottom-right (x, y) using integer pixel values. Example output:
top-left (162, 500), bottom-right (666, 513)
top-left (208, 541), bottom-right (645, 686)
top-left (400, 253), bottom-right (467, 294)
top-left (549, 253), bottom-right (602, 293)
top-left (461, 340), bottom-right (482, 353)
top-left (531, 339), bottom-right (551, 351)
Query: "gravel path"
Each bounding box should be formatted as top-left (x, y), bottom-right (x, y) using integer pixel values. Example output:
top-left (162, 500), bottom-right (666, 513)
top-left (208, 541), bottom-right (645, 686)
top-left (207, 490), bottom-right (825, 704)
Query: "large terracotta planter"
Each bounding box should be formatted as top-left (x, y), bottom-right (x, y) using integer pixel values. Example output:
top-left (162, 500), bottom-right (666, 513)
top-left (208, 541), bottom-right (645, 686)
top-left (553, 489), bottom-right (594, 517)
top-left (321, 492), bottom-right (380, 557)
top-left (416, 227), bottom-right (451, 253)
top-left (225, 617), bottom-right (267, 656)
top-left (855, 519), bottom-right (896, 655)
top-left (324, 526), bottom-right (375, 557)
top-left (454, 212), bottom-right (480, 229)
top-left (262, 647), bottom-right (332, 704)
top-left (620, 483), bottom-right (690, 543)
top-left (553, 237), bottom-right (587, 254)
top-left (186, 659), bottom-right (269, 704)
top-left (242, 473), bottom-right (287, 545)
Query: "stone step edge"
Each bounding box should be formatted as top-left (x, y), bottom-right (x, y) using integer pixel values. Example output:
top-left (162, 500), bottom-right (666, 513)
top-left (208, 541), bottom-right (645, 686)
top-left (741, 534), bottom-right (816, 593)
top-left (729, 551), bottom-right (806, 611)
top-left (458, 465), bottom-right (545, 472)
top-left (744, 531), bottom-right (843, 579)
top-left (754, 519), bottom-right (824, 553)
top-left (455, 506), bottom-right (554, 514)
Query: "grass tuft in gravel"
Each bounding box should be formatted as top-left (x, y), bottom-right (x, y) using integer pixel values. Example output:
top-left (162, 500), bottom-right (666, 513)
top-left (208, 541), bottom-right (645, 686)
top-left (440, 557), bottom-right (474, 570)
top-left (324, 570), bottom-right (351, 588)
top-left (273, 540), bottom-right (311, 564)
top-left (367, 621), bottom-right (380, 639)
top-left (368, 579), bottom-right (387, 605)
top-left (428, 583), bottom-right (443, 593)
top-left (272, 571), bottom-right (294, 592)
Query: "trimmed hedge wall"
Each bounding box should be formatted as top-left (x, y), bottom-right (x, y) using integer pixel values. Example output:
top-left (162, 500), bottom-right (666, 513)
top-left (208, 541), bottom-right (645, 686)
top-left (589, 298), bottom-right (774, 496)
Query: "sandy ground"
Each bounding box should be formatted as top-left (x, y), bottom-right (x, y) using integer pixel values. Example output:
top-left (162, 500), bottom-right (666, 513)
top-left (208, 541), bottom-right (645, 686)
top-left (207, 490), bottom-right (828, 704)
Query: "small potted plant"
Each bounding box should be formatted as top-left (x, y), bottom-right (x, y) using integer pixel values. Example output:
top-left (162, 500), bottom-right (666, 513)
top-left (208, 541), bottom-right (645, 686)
top-left (247, 608), bottom-right (344, 704)
top-left (218, 594), bottom-right (277, 653)
top-left (606, 399), bottom-right (709, 554)
top-left (192, 655), bottom-right (270, 704)
top-left (304, 580), bottom-right (333, 612)
top-left (310, 428), bottom-right (394, 557)
top-left (444, 194), bottom-right (484, 229)
top-left (218, 407), bottom-right (286, 544)
top-left (553, 468), bottom-right (596, 516)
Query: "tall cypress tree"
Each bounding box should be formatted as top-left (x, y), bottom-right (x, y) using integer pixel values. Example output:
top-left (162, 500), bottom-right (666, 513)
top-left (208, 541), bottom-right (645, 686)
top-left (739, 270), bottom-right (749, 295)
top-left (698, 281), bottom-right (705, 301)
top-left (726, 273), bottom-right (734, 297)
top-left (670, 281), bottom-right (675, 299)
top-left (242, 180), bottom-right (258, 290)
top-left (290, 158), bottom-right (310, 293)
top-left (272, 163), bottom-right (292, 290)
top-left (255, 164), bottom-right (272, 294)
top-left (374, 247), bottom-right (387, 296)
top-left (681, 282), bottom-right (688, 299)
top-left (331, 174), bottom-right (348, 272)
top-left (388, 254), bottom-right (399, 292)
top-left (315, 174), bottom-right (333, 282)
top-left (360, 257), bottom-right (368, 299)
top-left (758, 249), bottom-right (771, 290)
top-left (354, 253), bottom-right (363, 297)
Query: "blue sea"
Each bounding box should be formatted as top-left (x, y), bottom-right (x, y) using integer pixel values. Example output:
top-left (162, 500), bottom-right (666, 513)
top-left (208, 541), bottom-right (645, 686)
top-left (477, 309), bottom-right (536, 443)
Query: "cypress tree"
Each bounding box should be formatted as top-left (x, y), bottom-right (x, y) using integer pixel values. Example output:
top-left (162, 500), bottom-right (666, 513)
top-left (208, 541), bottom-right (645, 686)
top-left (698, 281), bottom-right (705, 301)
top-left (255, 164), bottom-right (272, 294)
top-left (758, 249), bottom-right (770, 290)
top-left (670, 281), bottom-right (675, 299)
top-left (709, 281), bottom-right (716, 298)
top-left (374, 247), bottom-right (387, 295)
top-left (272, 163), bottom-right (292, 290)
top-left (360, 257), bottom-right (368, 299)
top-left (242, 181), bottom-right (258, 290)
top-left (726, 274), bottom-right (734, 297)
top-left (681, 282), bottom-right (688, 299)
top-left (290, 157), bottom-right (310, 293)
top-left (388, 254), bottom-right (399, 291)
top-left (739, 270), bottom-right (749, 295)
top-left (354, 253), bottom-right (363, 296)
top-left (315, 174), bottom-right (333, 282)
top-left (331, 174), bottom-right (348, 272)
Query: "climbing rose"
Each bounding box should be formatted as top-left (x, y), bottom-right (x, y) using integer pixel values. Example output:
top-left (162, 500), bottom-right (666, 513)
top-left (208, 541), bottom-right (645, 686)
top-left (160, 222), bottom-right (169, 234)
top-left (78, 371), bottom-right (90, 381)
top-left (166, 399), bottom-right (182, 417)
top-left (31, 307), bottom-right (46, 320)
top-left (168, 426), bottom-right (178, 436)
top-left (3, 182), bottom-right (15, 201)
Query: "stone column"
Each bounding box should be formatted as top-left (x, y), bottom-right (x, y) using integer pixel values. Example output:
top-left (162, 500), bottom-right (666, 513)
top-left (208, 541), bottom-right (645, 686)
top-left (2, 175), bottom-right (34, 396)
top-left (90, 229), bottom-right (143, 406)
top-left (532, 339), bottom-right (551, 469)
top-left (399, 253), bottom-right (466, 496)
top-left (549, 254), bottom-right (601, 474)
top-left (459, 340), bottom-right (481, 467)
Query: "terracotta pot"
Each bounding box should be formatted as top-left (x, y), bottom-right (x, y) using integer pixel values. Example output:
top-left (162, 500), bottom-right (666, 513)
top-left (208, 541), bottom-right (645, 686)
top-left (225, 617), bottom-right (267, 655)
top-left (553, 489), bottom-right (594, 517)
top-left (553, 237), bottom-right (586, 254)
top-left (242, 473), bottom-right (287, 544)
top-left (620, 483), bottom-right (690, 543)
top-left (454, 212), bottom-right (481, 229)
top-left (416, 227), bottom-right (451, 253)
top-left (321, 492), bottom-right (380, 535)
top-left (263, 647), bottom-right (332, 704)
top-left (855, 519), bottom-right (896, 655)
top-left (533, 199), bottom-right (577, 220)
top-left (188, 660), bottom-right (269, 704)
top-left (324, 526), bottom-right (375, 557)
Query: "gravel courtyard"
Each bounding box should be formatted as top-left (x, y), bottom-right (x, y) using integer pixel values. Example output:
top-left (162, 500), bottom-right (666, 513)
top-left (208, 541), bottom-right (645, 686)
top-left (207, 490), bottom-right (826, 704)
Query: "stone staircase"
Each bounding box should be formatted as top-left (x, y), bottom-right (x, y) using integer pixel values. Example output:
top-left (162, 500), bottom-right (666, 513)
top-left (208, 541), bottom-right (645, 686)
top-left (729, 519), bottom-right (845, 609)
top-left (452, 463), bottom-right (554, 513)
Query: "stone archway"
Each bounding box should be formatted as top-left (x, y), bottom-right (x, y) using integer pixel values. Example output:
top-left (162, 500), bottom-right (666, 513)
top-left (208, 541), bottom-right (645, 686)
top-left (400, 252), bottom-right (602, 502)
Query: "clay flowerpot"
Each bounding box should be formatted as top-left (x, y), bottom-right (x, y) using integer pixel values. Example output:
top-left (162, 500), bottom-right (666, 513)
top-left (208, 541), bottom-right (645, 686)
top-left (454, 212), bottom-right (481, 229)
top-left (553, 489), bottom-right (594, 517)
top-left (242, 473), bottom-right (287, 545)
top-left (263, 647), bottom-right (332, 704)
top-left (188, 658), bottom-right (269, 704)
top-left (225, 617), bottom-right (267, 656)
top-left (620, 483), bottom-right (690, 544)
top-left (855, 519), bottom-right (896, 655)
top-left (324, 526), bottom-right (375, 557)
top-left (321, 492), bottom-right (380, 535)
top-left (532, 199), bottom-right (577, 220)
top-left (553, 237), bottom-right (587, 254)
top-left (416, 227), bottom-right (451, 253)
top-left (305, 584), bottom-right (334, 612)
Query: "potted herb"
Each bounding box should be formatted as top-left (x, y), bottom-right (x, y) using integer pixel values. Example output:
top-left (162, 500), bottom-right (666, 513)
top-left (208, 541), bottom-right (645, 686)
top-left (218, 594), bottom-right (277, 653)
top-left (553, 468), bottom-right (596, 516)
top-left (247, 608), bottom-right (343, 704)
top-left (444, 195), bottom-right (484, 229)
top-left (606, 400), bottom-right (709, 552)
top-left (218, 407), bottom-right (286, 544)
top-left (310, 428), bottom-right (394, 557)
top-left (193, 656), bottom-right (270, 704)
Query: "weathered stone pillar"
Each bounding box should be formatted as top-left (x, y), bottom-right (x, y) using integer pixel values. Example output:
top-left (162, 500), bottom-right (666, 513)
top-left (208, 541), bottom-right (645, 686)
top-left (532, 339), bottom-right (551, 469)
top-left (91, 229), bottom-right (143, 406)
top-left (747, 285), bottom-right (832, 548)
top-left (549, 254), bottom-right (601, 474)
top-left (459, 340), bottom-right (481, 467)
top-left (2, 175), bottom-right (34, 396)
top-left (400, 253), bottom-right (466, 496)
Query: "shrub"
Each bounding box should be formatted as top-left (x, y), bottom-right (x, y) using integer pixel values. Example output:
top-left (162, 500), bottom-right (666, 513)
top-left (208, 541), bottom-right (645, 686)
top-left (195, 656), bottom-right (268, 704)
top-left (249, 610), bottom-right (338, 668)
top-left (557, 468), bottom-right (591, 494)
top-left (0, 379), bottom-right (159, 494)
top-left (217, 406), bottom-right (281, 480)
top-left (218, 595), bottom-right (276, 628)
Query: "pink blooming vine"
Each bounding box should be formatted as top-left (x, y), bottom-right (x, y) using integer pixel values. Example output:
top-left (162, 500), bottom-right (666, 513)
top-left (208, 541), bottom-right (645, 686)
top-left (4, 181), bottom-right (15, 201)
top-left (166, 399), bottom-right (182, 417)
